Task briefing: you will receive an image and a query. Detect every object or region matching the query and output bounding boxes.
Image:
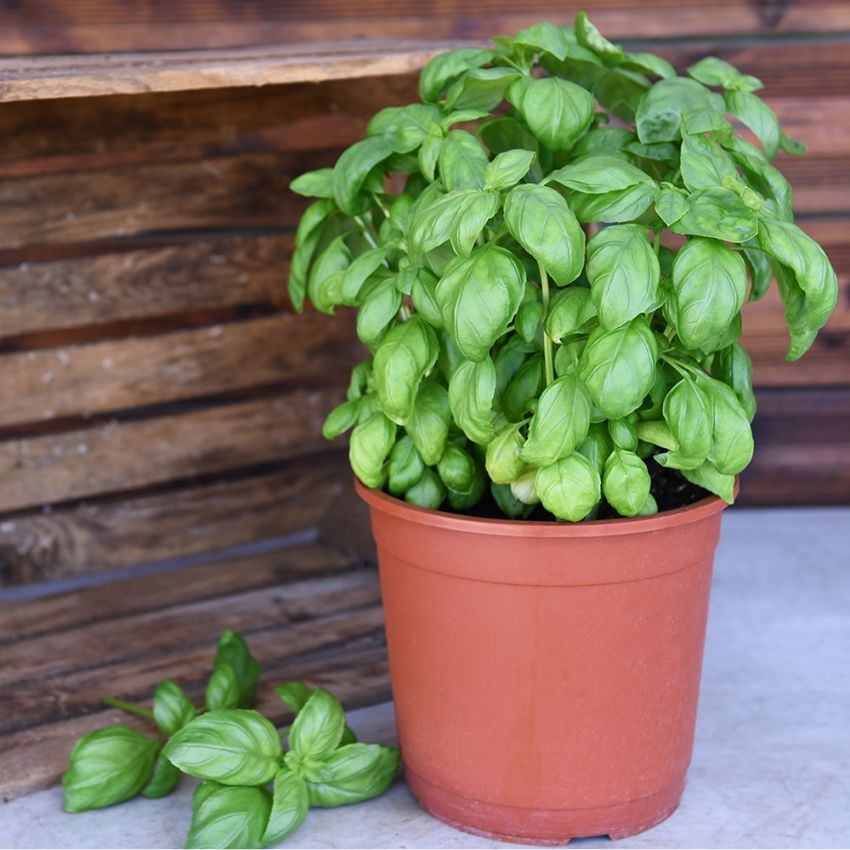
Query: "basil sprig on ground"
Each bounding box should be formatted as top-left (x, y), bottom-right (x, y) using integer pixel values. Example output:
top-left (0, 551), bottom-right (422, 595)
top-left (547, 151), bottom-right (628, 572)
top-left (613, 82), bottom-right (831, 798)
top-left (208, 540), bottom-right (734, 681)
top-left (62, 632), bottom-right (400, 849)
top-left (291, 12), bottom-right (838, 520)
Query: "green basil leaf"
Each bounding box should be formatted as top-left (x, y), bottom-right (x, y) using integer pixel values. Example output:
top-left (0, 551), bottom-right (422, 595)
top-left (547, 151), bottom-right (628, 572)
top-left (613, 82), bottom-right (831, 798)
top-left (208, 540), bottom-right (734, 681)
top-left (484, 149), bottom-right (536, 190)
top-left (554, 337), bottom-right (587, 377)
top-left (153, 680), bottom-right (196, 736)
top-left (388, 435), bottom-right (426, 495)
top-left (655, 186), bottom-right (689, 226)
top-left (603, 449), bottom-right (651, 517)
top-left (521, 375), bottom-right (592, 466)
top-left (410, 188), bottom-right (500, 257)
top-left (635, 77), bottom-right (725, 143)
top-left (662, 375), bottom-right (713, 467)
top-left (322, 399), bottom-right (361, 440)
top-left (620, 51), bottom-right (676, 79)
top-left (595, 68), bottom-right (650, 123)
top-left (479, 118), bottom-right (544, 181)
top-left (680, 132), bottom-right (737, 192)
top-left (569, 183), bottom-right (656, 224)
top-left (724, 136), bottom-right (792, 221)
top-left (696, 373), bottom-right (754, 475)
top-left (503, 184), bottom-right (586, 286)
top-left (418, 130), bottom-right (443, 181)
top-left (502, 353), bottom-right (543, 420)
top-left (263, 770), bottom-right (309, 846)
top-left (383, 104), bottom-right (442, 153)
top-left (436, 245), bottom-right (526, 362)
top-left (186, 782), bottom-right (271, 850)
top-left (535, 453), bottom-right (601, 522)
top-left (571, 127), bottom-right (635, 159)
top-left (491, 482), bottom-right (531, 517)
top-left (608, 418), bottom-right (639, 451)
top-left (516, 294), bottom-right (543, 343)
top-left (406, 379), bottom-right (450, 465)
top-left (779, 131), bottom-right (807, 155)
top-left (164, 710), bottom-right (281, 786)
top-left (486, 423), bottom-right (527, 484)
top-left (63, 725), bottom-right (158, 813)
top-left (670, 188), bottom-right (758, 243)
top-left (671, 237), bottom-right (747, 350)
top-left (367, 106), bottom-right (402, 137)
top-left (275, 682), bottom-right (358, 746)
top-left (440, 109), bottom-right (490, 130)
top-left (547, 154), bottom-right (652, 194)
top-left (419, 47), bottom-right (495, 102)
top-left (290, 168), bottom-right (334, 199)
top-left (507, 76), bottom-right (594, 151)
top-left (374, 317), bottom-right (439, 424)
top-left (214, 631), bottom-right (262, 709)
top-left (725, 91), bottom-right (779, 160)
top-left (578, 317), bottom-right (658, 419)
top-left (356, 278), bottom-right (402, 347)
top-left (349, 412), bottom-right (396, 489)
top-left (544, 288), bottom-right (598, 342)
top-left (405, 467), bottom-right (447, 509)
top-left (636, 420), bottom-right (678, 451)
top-left (305, 743), bottom-right (400, 808)
top-left (437, 444), bottom-right (476, 492)
top-left (511, 468), bottom-right (541, 505)
top-left (714, 342), bottom-right (757, 421)
top-left (308, 234), bottom-right (351, 315)
top-left (687, 56), bottom-right (747, 89)
top-left (743, 244), bottom-right (773, 301)
top-left (205, 665), bottom-right (241, 712)
top-left (756, 216), bottom-right (839, 360)
top-left (513, 21), bottom-right (571, 61)
top-left (494, 335), bottom-right (535, 393)
top-left (576, 423), bottom-right (614, 475)
top-left (445, 67), bottom-right (521, 112)
top-left (587, 224), bottom-right (660, 330)
top-left (141, 750), bottom-right (181, 799)
top-left (341, 247), bottom-right (391, 304)
top-left (575, 12), bottom-right (624, 64)
top-left (332, 138), bottom-right (392, 215)
top-left (438, 130), bottom-right (489, 191)
top-left (449, 356), bottom-right (497, 445)
top-left (289, 687), bottom-right (345, 758)
top-left (294, 199), bottom-right (336, 254)
top-left (681, 460), bottom-right (736, 504)
top-left (288, 226), bottom-right (320, 313)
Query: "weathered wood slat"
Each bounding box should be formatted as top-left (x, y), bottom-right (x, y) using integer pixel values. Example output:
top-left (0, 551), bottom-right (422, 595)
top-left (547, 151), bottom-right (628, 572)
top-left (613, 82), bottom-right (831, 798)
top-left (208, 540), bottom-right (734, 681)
top-left (0, 388), bottom-right (342, 514)
top-left (0, 235), bottom-right (291, 336)
top-left (0, 311), bottom-right (358, 428)
top-left (0, 542), bottom-right (356, 640)
top-left (0, 453), bottom-right (352, 586)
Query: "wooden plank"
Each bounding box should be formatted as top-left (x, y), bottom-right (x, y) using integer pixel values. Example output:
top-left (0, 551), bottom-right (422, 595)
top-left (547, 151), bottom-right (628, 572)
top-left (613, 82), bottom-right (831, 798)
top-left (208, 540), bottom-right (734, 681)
top-left (0, 388), bottom-right (342, 514)
top-left (0, 542), bottom-right (355, 639)
top-left (0, 311), bottom-right (359, 428)
top-left (0, 235), bottom-right (291, 337)
top-left (0, 40), bottom-right (458, 103)
top-left (0, 2), bottom-right (847, 55)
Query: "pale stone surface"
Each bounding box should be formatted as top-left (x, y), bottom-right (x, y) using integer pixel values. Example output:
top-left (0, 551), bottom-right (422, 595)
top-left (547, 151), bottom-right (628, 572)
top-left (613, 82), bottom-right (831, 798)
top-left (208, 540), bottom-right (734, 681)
top-left (2, 508), bottom-right (849, 849)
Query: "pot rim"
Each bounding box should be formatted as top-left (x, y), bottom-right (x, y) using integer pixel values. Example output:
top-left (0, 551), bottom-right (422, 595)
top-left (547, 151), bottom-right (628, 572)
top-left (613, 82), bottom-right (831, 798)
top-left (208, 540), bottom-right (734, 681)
top-left (354, 477), bottom-right (736, 539)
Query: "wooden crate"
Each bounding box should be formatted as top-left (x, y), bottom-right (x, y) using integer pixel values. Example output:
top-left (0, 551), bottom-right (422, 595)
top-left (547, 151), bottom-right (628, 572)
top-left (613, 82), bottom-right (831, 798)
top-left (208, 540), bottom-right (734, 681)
top-left (0, 2), bottom-right (849, 802)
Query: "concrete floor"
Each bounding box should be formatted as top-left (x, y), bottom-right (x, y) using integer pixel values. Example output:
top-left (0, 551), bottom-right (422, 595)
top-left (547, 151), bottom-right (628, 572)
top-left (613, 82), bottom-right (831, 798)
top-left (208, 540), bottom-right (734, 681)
top-left (2, 508), bottom-right (849, 849)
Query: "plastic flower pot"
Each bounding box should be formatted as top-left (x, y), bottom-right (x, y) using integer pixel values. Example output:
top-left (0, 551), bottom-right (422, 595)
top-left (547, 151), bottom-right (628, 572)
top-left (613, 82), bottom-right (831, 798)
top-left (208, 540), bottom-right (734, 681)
top-left (356, 480), bottom-right (729, 845)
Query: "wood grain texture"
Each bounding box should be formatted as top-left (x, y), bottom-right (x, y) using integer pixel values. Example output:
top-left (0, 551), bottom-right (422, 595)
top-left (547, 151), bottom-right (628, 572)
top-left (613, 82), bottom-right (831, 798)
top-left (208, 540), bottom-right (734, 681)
top-left (0, 311), bottom-right (359, 428)
top-left (0, 388), bottom-right (343, 514)
top-left (0, 453), bottom-right (351, 586)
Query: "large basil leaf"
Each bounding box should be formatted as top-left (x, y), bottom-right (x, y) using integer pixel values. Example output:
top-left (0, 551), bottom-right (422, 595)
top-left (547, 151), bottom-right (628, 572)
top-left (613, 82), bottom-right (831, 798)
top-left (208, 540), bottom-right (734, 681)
top-left (521, 376), bottom-right (592, 466)
top-left (141, 750), bottom-right (181, 800)
top-left (410, 188), bottom-right (500, 257)
top-left (682, 460), bottom-right (736, 504)
top-left (373, 317), bottom-right (439, 424)
top-left (655, 186), bottom-right (689, 226)
top-left (349, 412), bottom-right (396, 488)
top-left (603, 449), bottom-right (651, 517)
top-left (405, 467), bottom-right (447, 509)
top-left (547, 155), bottom-right (652, 194)
top-left (569, 183), bottom-right (656, 224)
top-left (484, 149), bottom-right (536, 190)
top-left (576, 423), bottom-right (614, 475)
top-left (680, 132), bottom-right (737, 192)
top-left (535, 453), bottom-right (601, 522)
top-left (620, 51), bottom-right (676, 79)
top-left (308, 234), bottom-right (351, 314)
top-left (388, 435), bottom-right (426, 495)
top-left (63, 726), bottom-right (158, 813)
top-left (595, 68), bottom-right (650, 123)
top-left (164, 710), bottom-right (281, 786)
top-left (436, 246), bottom-right (526, 362)
top-left (448, 357), bottom-right (497, 445)
top-left (575, 12), bottom-right (624, 64)
top-left (186, 783), bottom-right (271, 850)
top-left (687, 56), bottom-right (757, 90)
top-left (263, 770), bottom-right (309, 846)
top-left (332, 137), bottom-right (392, 215)
top-left (671, 237), bottom-right (747, 350)
top-left (356, 277), bottom-right (401, 348)
top-left (507, 76), bottom-right (594, 150)
top-left (715, 342), bottom-right (757, 421)
top-left (153, 680), bottom-right (196, 736)
top-left (445, 67), bottom-right (521, 112)
top-left (205, 665), bottom-right (240, 712)
top-left (289, 687), bottom-right (345, 757)
top-left (439, 130), bottom-right (489, 191)
top-left (408, 267), bottom-right (444, 328)
top-left (544, 288), bottom-right (597, 341)
top-left (306, 743), bottom-right (400, 808)
top-left (660, 375), bottom-right (713, 468)
top-left (756, 216), bottom-right (838, 359)
top-left (503, 184), bottom-right (585, 285)
top-left (635, 77), bottom-right (725, 143)
top-left (725, 91), bottom-right (779, 160)
top-left (586, 224), bottom-right (660, 329)
top-left (578, 317), bottom-right (658, 418)
top-left (513, 21), bottom-right (570, 61)
top-left (406, 379), bottom-right (450, 465)
top-left (290, 168), bottom-right (334, 199)
top-left (670, 188), bottom-right (758, 243)
top-left (382, 104), bottom-right (442, 153)
top-left (437, 444), bottom-right (477, 492)
top-left (419, 47), bottom-right (495, 102)
top-left (554, 337), bottom-right (587, 377)
top-left (697, 373), bottom-right (754, 475)
top-left (743, 244), bottom-right (773, 301)
top-left (341, 246), bottom-right (391, 304)
top-left (486, 423), bottom-right (526, 484)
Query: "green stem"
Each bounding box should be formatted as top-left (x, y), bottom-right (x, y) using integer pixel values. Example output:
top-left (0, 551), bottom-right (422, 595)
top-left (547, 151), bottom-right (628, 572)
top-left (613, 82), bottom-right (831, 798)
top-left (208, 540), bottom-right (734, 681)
top-left (353, 215), bottom-right (379, 251)
top-left (653, 229), bottom-right (663, 256)
top-left (372, 193), bottom-right (390, 218)
top-left (538, 261), bottom-right (555, 387)
top-left (101, 696), bottom-right (155, 721)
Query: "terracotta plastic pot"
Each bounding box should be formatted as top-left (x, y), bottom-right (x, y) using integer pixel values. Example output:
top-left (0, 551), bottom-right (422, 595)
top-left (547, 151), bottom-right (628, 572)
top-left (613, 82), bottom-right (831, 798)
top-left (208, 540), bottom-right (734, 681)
top-left (356, 480), bottom-right (730, 845)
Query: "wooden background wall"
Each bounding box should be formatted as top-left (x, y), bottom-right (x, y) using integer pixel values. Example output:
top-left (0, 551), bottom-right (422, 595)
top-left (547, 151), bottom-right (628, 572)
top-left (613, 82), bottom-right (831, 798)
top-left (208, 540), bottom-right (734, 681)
top-left (0, 0), bottom-right (848, 595)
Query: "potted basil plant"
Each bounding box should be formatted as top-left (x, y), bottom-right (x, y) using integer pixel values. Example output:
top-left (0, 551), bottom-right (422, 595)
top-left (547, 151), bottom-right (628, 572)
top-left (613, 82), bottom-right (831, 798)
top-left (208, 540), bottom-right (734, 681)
top-left (287, 13), bottom-right (837, 845)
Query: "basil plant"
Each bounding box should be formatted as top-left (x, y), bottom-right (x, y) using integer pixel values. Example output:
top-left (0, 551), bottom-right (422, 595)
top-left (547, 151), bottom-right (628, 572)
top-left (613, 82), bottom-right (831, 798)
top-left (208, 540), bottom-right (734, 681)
top-left (288, 13), bottom-right (837, 522)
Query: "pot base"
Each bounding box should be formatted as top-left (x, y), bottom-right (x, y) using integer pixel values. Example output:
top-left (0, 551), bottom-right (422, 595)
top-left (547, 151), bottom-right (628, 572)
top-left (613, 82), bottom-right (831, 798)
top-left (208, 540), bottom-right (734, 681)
top-left (407, 768), bottom-right (684, 846)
